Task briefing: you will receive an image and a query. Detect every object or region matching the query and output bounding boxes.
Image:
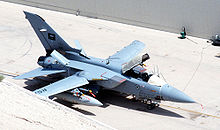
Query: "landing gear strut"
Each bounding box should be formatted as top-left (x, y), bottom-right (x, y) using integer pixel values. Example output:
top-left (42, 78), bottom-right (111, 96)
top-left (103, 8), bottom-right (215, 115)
top-left (145, 99), bottom-right (159, 110)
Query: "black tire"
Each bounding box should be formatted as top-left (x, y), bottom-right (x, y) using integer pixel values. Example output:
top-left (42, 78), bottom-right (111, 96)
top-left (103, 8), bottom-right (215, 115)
top-left (146, 104), bottom-right (156, 110)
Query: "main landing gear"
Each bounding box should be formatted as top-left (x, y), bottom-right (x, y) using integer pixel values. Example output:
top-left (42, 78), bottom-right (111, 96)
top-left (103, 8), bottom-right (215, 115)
top-left (144, 99), bottom-right (159, 110)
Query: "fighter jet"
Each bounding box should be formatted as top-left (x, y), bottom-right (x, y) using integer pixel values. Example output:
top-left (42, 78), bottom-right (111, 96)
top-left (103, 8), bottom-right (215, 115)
top-left (14, 11), bottom-right (195, 109)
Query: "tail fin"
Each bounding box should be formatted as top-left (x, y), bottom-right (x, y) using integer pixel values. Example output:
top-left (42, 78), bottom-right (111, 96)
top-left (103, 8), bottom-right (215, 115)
top-left (24, 11), bottom-right (80, 55)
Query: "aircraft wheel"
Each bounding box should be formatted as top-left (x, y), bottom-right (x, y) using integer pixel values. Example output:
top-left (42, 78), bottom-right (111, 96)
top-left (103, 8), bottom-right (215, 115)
top-left (155, 103), bottom-right (160, 107)
top-left (146, 103), bottom-right (156, 110)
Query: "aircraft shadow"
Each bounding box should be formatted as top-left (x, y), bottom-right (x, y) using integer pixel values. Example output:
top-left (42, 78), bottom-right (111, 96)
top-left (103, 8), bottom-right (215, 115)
top-left (23, 77), bottom-right (183, 118)
top-left (0, 72), bottom-right (17, 77)
top-left (24, 76), bottom-right (62, 91)
top-left (23, 77), bottom-right (96, 116)
top-left (98, 90), bottom-right (184, 118)
top-left (215, 55), bottom-right (220, 58)
top-left (54, 99), bottom-right (96, 116)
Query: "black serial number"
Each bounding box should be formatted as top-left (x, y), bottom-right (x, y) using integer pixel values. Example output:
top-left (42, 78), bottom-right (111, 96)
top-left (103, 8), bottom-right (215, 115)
top-left (35, 88), bottom-right (47, 94)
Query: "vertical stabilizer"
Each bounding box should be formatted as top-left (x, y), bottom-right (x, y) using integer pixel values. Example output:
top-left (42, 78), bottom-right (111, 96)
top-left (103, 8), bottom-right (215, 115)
top-left (24, 11), bottom-right (80, 55)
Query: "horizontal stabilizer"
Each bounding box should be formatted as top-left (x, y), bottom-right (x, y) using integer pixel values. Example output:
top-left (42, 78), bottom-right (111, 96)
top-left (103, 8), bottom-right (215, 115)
top-left (13, 67), bottom-right (66, 79)
top-left (51, 50), bottom-right (70, 65)
top-left (34, 74), bottom-right (89, 97)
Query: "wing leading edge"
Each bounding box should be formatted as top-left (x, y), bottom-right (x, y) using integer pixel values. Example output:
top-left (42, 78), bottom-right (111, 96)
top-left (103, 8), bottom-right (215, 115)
top-left (13, 67), bottom-right (66, 79)
top-left (34, 74), bottom-right (89, 97)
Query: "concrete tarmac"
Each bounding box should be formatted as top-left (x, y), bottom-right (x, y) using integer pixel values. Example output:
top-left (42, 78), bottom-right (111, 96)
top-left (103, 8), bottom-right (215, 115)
top-left (0, 1), bottom-right (220, 129)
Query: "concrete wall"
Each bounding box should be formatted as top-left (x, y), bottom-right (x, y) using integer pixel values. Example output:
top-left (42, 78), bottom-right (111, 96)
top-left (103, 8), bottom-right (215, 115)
top-left (3, 0), bottom-right (220, 38)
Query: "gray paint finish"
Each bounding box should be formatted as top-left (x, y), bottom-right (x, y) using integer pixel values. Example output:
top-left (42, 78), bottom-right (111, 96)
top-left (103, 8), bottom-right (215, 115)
top-left (3, 0), bottom-right (220, 38)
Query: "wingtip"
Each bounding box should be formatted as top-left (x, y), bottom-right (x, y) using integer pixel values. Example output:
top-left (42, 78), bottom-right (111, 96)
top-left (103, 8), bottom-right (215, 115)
top-left (13, 75), bottom-right (25, 80)
top-left (13, 76), bottom-right (20, 80)
top-left (132, 40), bottom-right (145, 46)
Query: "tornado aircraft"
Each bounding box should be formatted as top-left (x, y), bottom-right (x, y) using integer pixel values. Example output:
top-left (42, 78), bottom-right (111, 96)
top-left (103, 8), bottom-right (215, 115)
top-left (14, 11), bottom-right (195, 109)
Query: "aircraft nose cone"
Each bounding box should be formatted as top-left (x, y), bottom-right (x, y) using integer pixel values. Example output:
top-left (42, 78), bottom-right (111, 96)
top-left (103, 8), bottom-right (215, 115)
top-left (161, 84), bottom-right (195, 103)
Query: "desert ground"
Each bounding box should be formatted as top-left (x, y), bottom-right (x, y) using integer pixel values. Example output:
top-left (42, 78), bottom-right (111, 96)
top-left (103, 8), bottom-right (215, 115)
top-left (0, 1), bottom-right (220, 129)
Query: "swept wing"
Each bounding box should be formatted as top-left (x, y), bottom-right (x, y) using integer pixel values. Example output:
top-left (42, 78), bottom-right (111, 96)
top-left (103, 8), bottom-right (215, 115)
top-left (34, 74), bottom-right (89, 97)
top-left (51, 50), bottom-right (127, 88)
top-left (108, 40), bottom-right (147, 73)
